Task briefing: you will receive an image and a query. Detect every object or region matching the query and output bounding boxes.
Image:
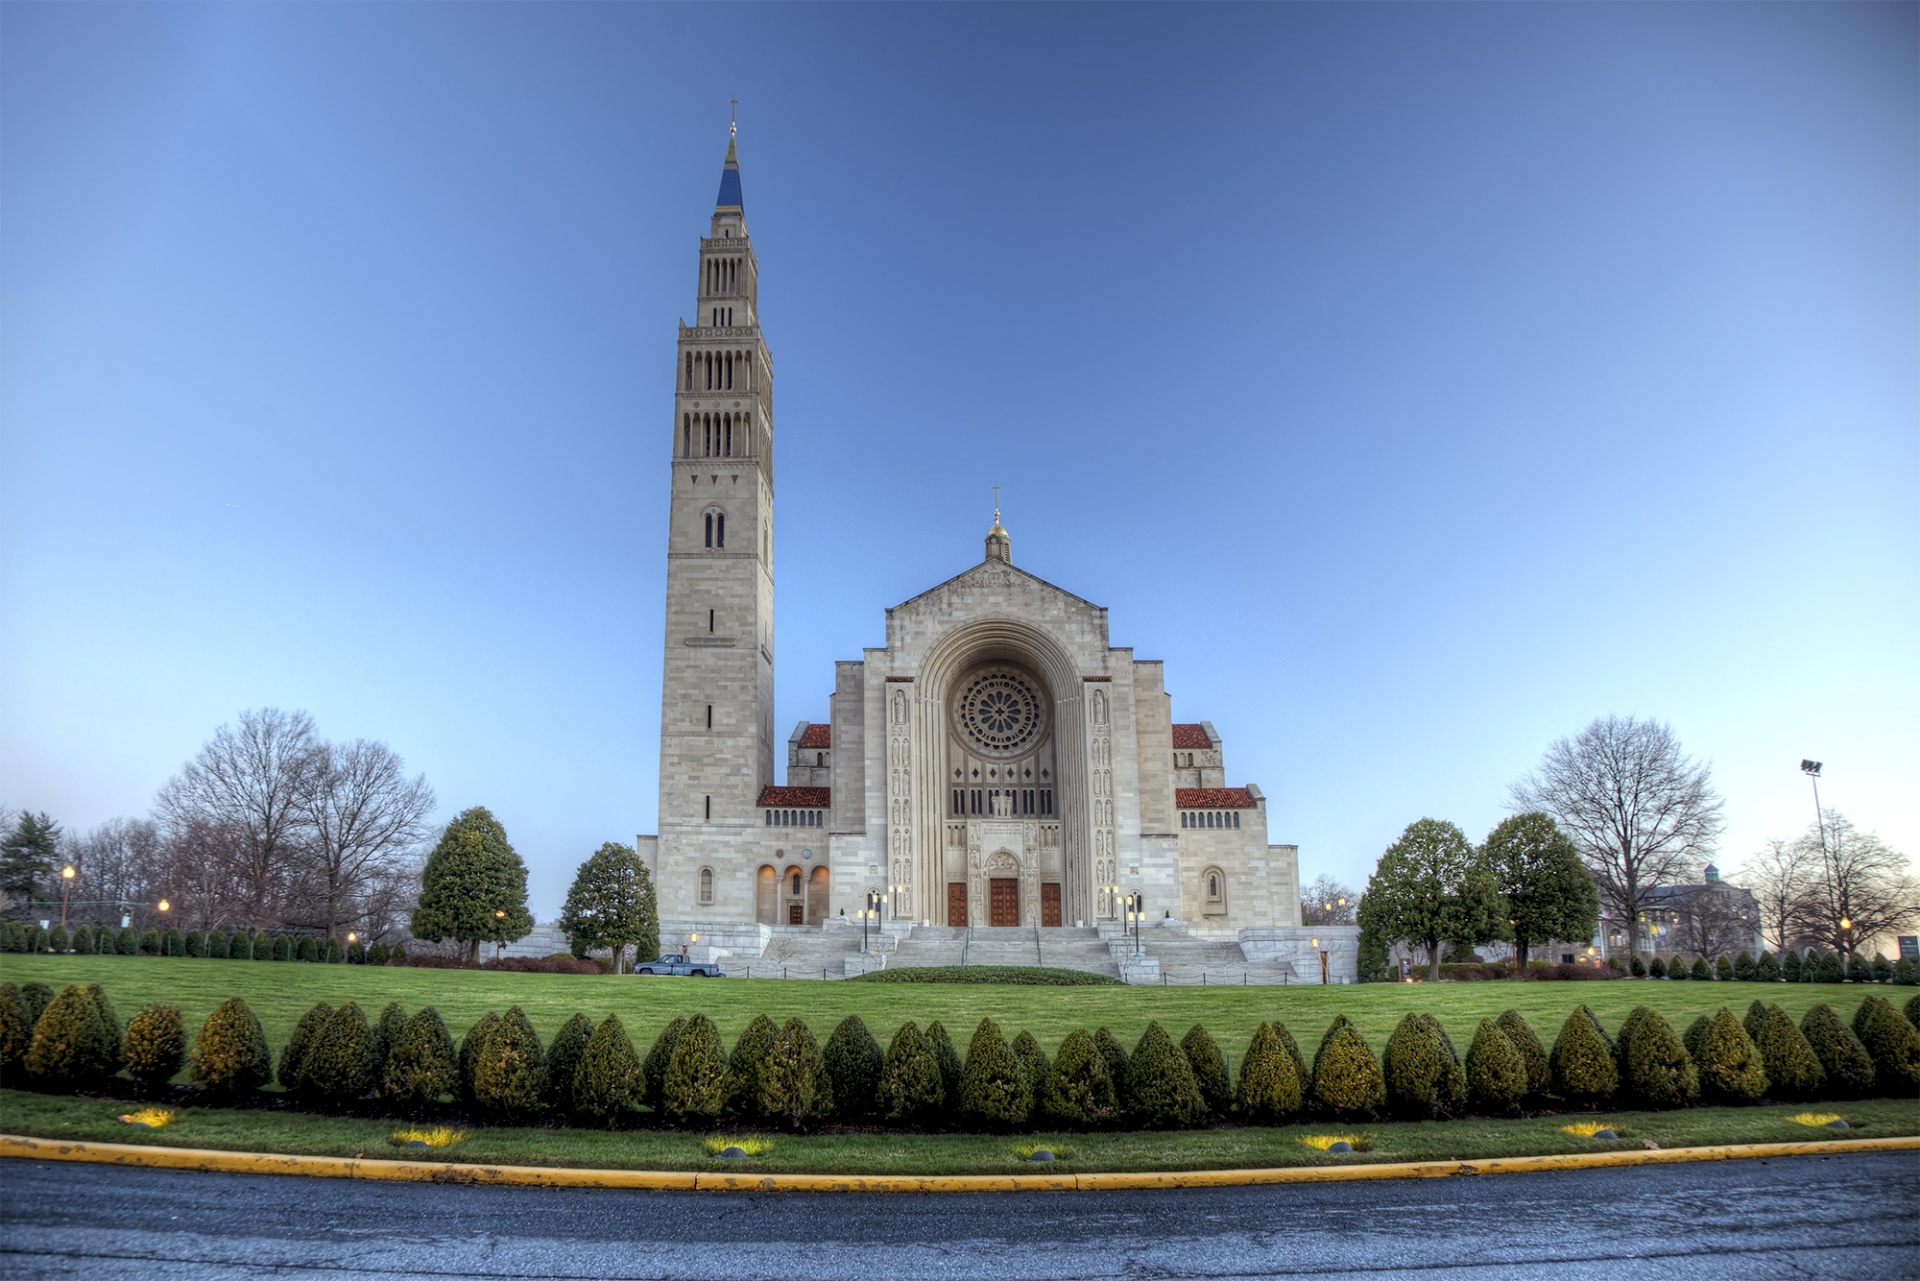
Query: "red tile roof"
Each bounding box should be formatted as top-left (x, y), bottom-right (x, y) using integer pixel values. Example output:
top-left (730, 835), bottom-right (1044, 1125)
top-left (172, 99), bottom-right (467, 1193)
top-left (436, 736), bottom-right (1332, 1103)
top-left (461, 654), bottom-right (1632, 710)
top-left (797, 724), bottom-right (831, 749)
top-left (758, 786), bottom-right (830, 808)
top-left (1176, 787), bottom-right (1256, 809)
top-left (1170, 724), bottom-right (1211, 749)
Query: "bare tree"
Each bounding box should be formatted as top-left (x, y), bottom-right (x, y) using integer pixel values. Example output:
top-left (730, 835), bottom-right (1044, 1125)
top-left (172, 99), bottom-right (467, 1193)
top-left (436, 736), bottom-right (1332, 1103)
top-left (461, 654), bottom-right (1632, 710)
top-left (287, 738), bottom-right (435, 940)
top-left (1301, 873), bottom-right (1358, 926)
top-left (1509, 715), bottom-right (1724, 956)
top-left (62, 818), bottom-right (167, 927)
top-left (1737, 838), bottom-right (1820, 954)
top-left (154, 709), bottom-right (320, 928)
top-left (1802, 811), bottom-right (1919, 959)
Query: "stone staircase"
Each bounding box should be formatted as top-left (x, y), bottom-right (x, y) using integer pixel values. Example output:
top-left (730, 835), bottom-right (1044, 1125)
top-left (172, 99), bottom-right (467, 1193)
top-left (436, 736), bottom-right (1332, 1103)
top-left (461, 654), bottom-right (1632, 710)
top-left (728, 921), bottom-right (1299, 984)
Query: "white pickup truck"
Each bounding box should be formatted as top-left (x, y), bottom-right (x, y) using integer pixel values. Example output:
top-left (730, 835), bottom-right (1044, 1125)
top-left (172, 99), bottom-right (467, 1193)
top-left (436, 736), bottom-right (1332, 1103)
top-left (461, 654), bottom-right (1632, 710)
top-left (632, 953), bottom-right (726, 977)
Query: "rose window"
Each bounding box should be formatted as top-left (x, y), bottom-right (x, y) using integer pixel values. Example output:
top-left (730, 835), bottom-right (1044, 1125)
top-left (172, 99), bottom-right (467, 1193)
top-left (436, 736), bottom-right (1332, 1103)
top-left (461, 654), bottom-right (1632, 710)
top-left (956, 669), bottom-right (1046, 756)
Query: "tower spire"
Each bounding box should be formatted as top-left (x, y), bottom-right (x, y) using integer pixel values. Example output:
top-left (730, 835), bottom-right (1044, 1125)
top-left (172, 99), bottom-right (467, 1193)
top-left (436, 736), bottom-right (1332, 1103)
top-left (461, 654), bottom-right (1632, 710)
top-left (985, 484), bottom-right (1011, 563)
top-left (716, 108), bottom-right (743, 214)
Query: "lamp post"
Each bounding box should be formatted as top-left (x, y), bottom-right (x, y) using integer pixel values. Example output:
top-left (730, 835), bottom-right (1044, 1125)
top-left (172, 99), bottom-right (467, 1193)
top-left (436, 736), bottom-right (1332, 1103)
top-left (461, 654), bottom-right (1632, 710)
top-left (862, 890), bottom-right (881, 954)
top-left (888, 883), bottom-right (906, 922)
top-left (1103, 884), bottom-right (1120, 921)
top-left (1313, 938), bottom-right (1328, 985)
top-left (1839, 915), bottom-right (1853, 966)
top-left (1126, 892), bottom-right (1143, 957)
top-left (493, 908), bottom-right (506, 961)
top-left (1802, 760), bottom-right (1843, 953)
top-left (59, 865), bottom-right (76, 931)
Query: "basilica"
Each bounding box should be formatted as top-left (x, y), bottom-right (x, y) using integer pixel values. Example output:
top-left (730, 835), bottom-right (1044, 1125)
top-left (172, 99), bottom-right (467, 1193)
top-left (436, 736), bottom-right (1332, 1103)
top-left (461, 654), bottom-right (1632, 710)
top-left (635, 129), bottom-right (1332, 974)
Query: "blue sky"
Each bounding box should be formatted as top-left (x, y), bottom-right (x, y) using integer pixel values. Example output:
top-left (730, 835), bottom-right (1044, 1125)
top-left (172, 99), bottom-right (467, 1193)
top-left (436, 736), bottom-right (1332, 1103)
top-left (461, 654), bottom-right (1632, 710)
top-left (3, 3), bottom-right (1914, 920)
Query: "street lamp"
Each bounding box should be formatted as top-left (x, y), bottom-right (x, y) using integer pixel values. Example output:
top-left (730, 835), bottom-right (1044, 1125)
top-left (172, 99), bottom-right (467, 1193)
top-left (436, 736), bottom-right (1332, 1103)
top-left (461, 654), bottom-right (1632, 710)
top-left (493, 909), bottom-right (506, 961)
top-left (59, 865), bottom-right (75, 931)
top-left (888, 883), bottom-right (906, 922)
top-left (1312, 938), bottom-right (1328, 985)
top-left (1103, 884), bottom-right (1120, 921)
top-left (1124, 892), bottom-right (1143, 957)
top-left (862, 889), bottom-right (882, 954)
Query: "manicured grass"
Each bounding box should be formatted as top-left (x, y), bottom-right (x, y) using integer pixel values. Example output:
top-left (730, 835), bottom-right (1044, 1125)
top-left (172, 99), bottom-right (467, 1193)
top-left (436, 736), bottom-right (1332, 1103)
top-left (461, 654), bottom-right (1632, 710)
top-left (2, 1089), bottom-right (1912, 1176)
top-left (0, 953), bottom-right (1902, 1069)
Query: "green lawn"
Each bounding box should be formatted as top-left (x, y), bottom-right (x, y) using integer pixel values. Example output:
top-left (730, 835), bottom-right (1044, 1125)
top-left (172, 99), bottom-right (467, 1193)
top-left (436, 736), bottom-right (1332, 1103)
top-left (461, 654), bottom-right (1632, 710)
top-left (3, 1089), bottom-right (1913, 1177)
top-left (0, 953), bottom-right (1902, 1066)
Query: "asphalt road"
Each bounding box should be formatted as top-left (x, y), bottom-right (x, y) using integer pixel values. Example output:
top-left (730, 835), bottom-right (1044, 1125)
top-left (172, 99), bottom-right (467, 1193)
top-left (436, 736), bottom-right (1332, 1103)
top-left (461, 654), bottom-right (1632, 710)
top-left (2, 1152), bottom-right (1916, 1280)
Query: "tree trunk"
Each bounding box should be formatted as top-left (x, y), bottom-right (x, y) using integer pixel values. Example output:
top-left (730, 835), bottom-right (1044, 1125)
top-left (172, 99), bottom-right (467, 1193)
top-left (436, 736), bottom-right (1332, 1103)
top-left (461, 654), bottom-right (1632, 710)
top-left (1426, 938), bottom-right (1442, 982)
top-left (466, 937), bottom-right (480, 965)
top-left (1516, 940), bottom-right (1530, 971)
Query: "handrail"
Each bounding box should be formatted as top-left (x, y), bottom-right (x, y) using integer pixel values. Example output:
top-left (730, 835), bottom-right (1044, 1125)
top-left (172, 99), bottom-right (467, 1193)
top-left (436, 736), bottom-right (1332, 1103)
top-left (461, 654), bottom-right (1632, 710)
top-left (961, 924), bottom-right (971, 967)
top-left (1033, 918), bottom-right (1043, 967)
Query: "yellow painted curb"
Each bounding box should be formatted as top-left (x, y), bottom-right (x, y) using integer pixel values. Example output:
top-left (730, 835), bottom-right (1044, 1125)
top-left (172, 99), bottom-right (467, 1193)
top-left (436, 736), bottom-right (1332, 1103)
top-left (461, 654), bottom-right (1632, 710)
top-left (2, 1132), bottom-right (1915, 1192)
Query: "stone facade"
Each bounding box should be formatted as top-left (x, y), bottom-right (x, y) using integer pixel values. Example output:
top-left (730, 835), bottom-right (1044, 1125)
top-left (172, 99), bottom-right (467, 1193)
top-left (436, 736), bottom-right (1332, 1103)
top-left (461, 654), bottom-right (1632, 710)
top-left (645, 131), bottom-right (1314, 962)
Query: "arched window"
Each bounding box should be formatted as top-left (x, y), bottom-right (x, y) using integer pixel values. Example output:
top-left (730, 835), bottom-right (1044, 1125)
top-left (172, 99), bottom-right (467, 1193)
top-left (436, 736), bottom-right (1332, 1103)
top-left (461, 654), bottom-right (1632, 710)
top-left (1202, 866), bottom-right (1227, 915)
top-left (790, 870), bottom-right (802, 895)
top-left (704, 509), bottom-right (726, 549)
top-left (698, 868), bottom-right (715, 905)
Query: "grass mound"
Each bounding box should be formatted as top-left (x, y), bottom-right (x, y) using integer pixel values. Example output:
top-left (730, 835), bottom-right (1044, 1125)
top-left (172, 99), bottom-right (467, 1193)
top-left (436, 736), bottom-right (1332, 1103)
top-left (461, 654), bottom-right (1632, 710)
top-left (849, 966), bottom-right (1122, 986)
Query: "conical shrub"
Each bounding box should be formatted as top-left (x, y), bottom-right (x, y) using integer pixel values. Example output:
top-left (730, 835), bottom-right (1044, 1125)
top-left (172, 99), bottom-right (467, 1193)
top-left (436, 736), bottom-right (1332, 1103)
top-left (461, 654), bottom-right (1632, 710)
top-left (1782, 950), bottom-right (1803, 982)
top-left (728, 1014), bottom-right (780, 1120)
top-left (927, 1020), bottom-right (964, 1108)
top-left (382, 1007), bottom-right (458, 1111)
top-left (1464, 1019), bottom-right (1526, 1115)
top-left (1692, 1008), bottom-right (1767, 1103)
top-left (761, 1017), bottom-right (829, 1130)
top-left (190, 997), bottom-right (272, 1096)
top-left (1851, 995), bottom-right (1920, 1095)
top-left (1800, 1004), bottom-right (1876, 1097)
top-left (304, 1002), bottom-right (378, 1104)
top-left (641, 1015), bottom-right (686, 1108)
top-left (1094, 1027), bottom-right (1131, 1115)
top-left (1906, 993), bottom-right (1920, 1029)
top-left (19, 981), bottom-right (54, 1030)
top-left (660, 1013), bottom-right (730, 1125)
top-left (573, 1013), bottom-right (642, 1126)
top-left (0, 984), bottom-right (30, 1085)
top-left (458, 1011), bottom-right (500, 1104)
top-left (72, 926), bottom-right (95, 956)
top-left (184, 929), bottom-right (204, 958)
top-left (278, 1002), bottom-right (334, 1096)
top-left (1756, 951), bottom-right (1780, 982)
top-left (206, 929), bottom-right (229, 960)
top-left (1310, 1016), bottom-right (1384, 1120)
top-left (958, 1018), bottom-right (1032, 1130)
top-left (163, 927), bottom-right (184, 957)
top-left (823, 1015), bottom-right (883, 1121)
top-left (1549, 1006), bottom-right (1618, 1107)
top-left (878, 1021), bottom-right (946, 1124)
top-left (1382, 1013), bottom-right (1465, 1120)
top-left (545, 1013), bottom-right (594, 1114)
top-left (1012, 1030), bottom-right (1049, 1110)
top-left (1235, 1022), bottom-right (1303, 1124)
top-left (373, 1002), bottom-right (408, 1087)
top-left (1125, 1021), bottom-right (1205, 1129)
top-left (1629, 954), bottom-right (1646, 977)
top-left (472, 1006), bottom-right (547, 1118)
top-left (1616, 1006), bottom-right (1697, 1109)
top-left (1039, 1028), bottom-right (1119, 1129)
top-left (123, 1002), bottom-right (186, 1094)
top-left (1493, 1010), bottom-right (1549, 1101)
top-left (1649, 956), bottom-right (1667, 979)
top-left (24, 984), bottom-right (120, 1089)
top-left (1691, 956), bottom-right (1712, 981)
top-left (1181, 1024), bottom-right (1231, 1118)
top-left (1733, 952), bottom-right (1755, 981)
top-left (1746, 1002), bottom-right (1825, 1099)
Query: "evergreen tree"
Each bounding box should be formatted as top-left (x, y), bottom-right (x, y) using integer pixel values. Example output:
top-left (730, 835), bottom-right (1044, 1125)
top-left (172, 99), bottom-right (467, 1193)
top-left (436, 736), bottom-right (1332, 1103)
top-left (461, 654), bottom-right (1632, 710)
top-left (822, 1015), bottom-right (884, 1121)
top-left (0, 983), bottom-right (30, 1084)
top-left (958, 1018), bottom-right (1033, 1130)
top-left (458, 1011), bottom-right (500, 1104)
top-left (557, 842), bottom-right (660, 972)
top-left (1363, 818), bottom-right (1507, 980)
top-left (1549, 1006), bottom-right (1618, 1107)
top-left (1093, 1027), bottom-right (1131, 1115)
top-left (728, 1014), bottom-right (780, 1120)
top-left (278, 1002), bottom-right (335, 1096)
top-left (1692, 1008), bottom-right (1767, 1103)
top-left (471, 1006), bottom-right (547, 1118)
top-left (1180, 1024), bottom-right (1231, 1118)
top-left (761, 1017), bottom-right (829, 1129)
top-left (926, 1020), bottom-right (964, 1109)
top-left (661, 1014), bottom-right (730, 1124)
top-left (410, 807), bottom-right (533, 964)
top-left (641, 1016), bottom-right (687, 1109)
top-left (1851, 995), bottom-right (1920, 1094)
top-left (1464, 1019), bottom-right (1527, 1115)
top-left (1615, 1006), bottom-right (1697, 1109)
top-left (1494, 1009), bottom-right (1550, 1101)
top-left (373, 1002), bottom-right (408, 1086)
top-left (123, 1002), bottom-right (186, 1094)
top-left (1382, 1012), bottom-right (1465, 1120)
top-left (545, 1013), bottom-right (595, 1114)
top-left (0, 810), bottom-right (61, 901)
top-left (304, 1002), bottom-right (378, 1103)
top-left (1800, 1004), bottom-right (1876, 1096)
top-left (1481, 812), bottom-right (1599, 968)
top-left (1309, 1017), bottom-right (1384, 1120)
top-left (1127, 1021), bottom-right (1206, 1129)
top-left (1744, 1002), bottom-right (1825, 1100)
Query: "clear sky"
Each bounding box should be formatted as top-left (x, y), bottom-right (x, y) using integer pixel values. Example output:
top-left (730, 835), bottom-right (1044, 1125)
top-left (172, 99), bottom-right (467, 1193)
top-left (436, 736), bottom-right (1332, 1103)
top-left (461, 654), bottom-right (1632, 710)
top-left (3, 3), bottom-right (1914, 921)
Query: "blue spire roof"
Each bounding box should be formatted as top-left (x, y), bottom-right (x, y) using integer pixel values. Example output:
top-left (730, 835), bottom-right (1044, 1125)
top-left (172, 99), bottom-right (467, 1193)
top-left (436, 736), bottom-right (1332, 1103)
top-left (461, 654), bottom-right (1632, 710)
top-left (715, 133), bottom-right (743, 212)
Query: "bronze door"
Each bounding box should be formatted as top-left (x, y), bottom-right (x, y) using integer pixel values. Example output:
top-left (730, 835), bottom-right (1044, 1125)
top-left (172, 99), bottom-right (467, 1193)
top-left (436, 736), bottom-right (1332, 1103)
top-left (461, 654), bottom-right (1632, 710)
top-left (788, 904), bottom-right (803, 925)
top-left (1041, 882), bottom-right (1061, 927)
top-left (947, 882), bottom-right (967, 927)
top-left (990, 878), bottom-right (1019, 927)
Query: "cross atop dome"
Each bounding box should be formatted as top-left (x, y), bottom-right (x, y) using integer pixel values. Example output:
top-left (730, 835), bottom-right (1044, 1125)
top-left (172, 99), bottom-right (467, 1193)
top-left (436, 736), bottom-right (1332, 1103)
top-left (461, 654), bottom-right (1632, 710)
top-left (985, 484), bottom-right (1011, 563)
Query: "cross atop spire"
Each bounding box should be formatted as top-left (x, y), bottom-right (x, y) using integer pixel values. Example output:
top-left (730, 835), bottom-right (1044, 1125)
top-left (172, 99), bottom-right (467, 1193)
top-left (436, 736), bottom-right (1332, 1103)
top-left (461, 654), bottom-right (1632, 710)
top-left (730, 96), bottom-right (738, 138)
top-left (715, 110), bottom-right (744, 213)
top-left (992, 481), bottom-right (1000, 521)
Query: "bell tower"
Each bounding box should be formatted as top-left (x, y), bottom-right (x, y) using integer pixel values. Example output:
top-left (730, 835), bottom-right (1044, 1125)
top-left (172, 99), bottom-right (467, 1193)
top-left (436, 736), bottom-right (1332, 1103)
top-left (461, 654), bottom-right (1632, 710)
top-left (656, 118), bottom-right (776, 919)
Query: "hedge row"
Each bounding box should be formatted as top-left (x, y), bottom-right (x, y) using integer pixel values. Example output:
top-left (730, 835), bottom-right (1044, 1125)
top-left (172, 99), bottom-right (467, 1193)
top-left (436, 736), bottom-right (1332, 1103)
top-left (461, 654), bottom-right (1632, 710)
top-left (0, 922), bottom-right (409, 966)
top-left (5, 982), bottom-right (1917, 1131)
top-left (1625, 949), bottom-right (1916, 985)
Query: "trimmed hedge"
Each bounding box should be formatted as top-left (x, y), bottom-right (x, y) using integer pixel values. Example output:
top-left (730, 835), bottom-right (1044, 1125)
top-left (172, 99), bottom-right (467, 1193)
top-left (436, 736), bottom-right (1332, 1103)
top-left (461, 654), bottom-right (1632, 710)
top-left (1127, 1021), bottom-right (1206, 1129)
top-left (1691, 1008), bottom-right (1767, 1104)
top-left (1851, 994), bottom-right (1920, 1094)
top-left (760, 1016), bottom-right (829, 1129)
top-left (1094, 1027), bottom-right (1130, 1114)
top-left (849, 966), bottom-right (1121, 986)
top-left (190, 997), bottom-right (272, 1096)
top-left (1040, 1027), bottom-right (1119, 1129)
top-left (822, 1015), bottom-right (884, 1121)
top-left (1382, 1013), bottom-right (1465, 1121)
top-left (1799, 1004), bottom-right (1876, 1097)
top-left (573, 1013), bottom-right (641, 1126)
top-left (278, 1002), bottom-right (334, 1097)
top-left (1549, 1005), bottom-right (1617, 1108)
top-left (382, 1007), bottom-right (458, 1111)
top-left (958, 1018), bottom-right (1032, 1130)
top-left (545, 1012), bottom-right (594, 1115)
top-left (1181, 1024), bottom-right (1230, 1119)
top-left (1494, 1009), bottom-right (1549, 1101)
top-left (878, 1020), bottom-right (945, 1124)
top-left (1743, 1002), bottom-right (1825, 1100)
top-left (1463, 1019), bottom-right (1526, 1115)
top-left (1309, 1016), bottom-right (1384, 1120)
top-left (304, 1001), bottom-right (378, 1103)
top-left (123, 1002), bottom-right (186, 1093)
top-left (0, 983), bottom-right (31, 1083)
top-left (927, 1020), bottom-right (965, 1106)
top-left (660, 1013), bottom-right (730, 1124)
top-left (1236, 1022), bottom-right (1303, 1123)
top-left (1755, 951), bottom-right (1780, 983)
top-left (1616, 1006), bottom-right (1696, 1109)
top-left (472, 1006), bottom-right (547, 1118)
top-left (24, 984), bottom-right (121, 1089)
top-left (728, 1013), bottom-right (780, 1121)
top-left (457, 1010), bottom-right (500, 1105)
top-left (641, 1016), bottom-right (686, 1109)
